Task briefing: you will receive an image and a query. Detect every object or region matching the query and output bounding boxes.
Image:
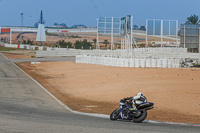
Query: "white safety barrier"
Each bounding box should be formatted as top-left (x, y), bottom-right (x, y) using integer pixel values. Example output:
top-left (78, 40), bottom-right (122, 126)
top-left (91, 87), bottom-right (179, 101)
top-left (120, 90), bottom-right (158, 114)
top-left (37, 49), bottom-right (198, 58)
top-left (2, 43), bottom-right (199, 60)
top-left (76, 55), bottom-right (181, 68)
top-left (133, 47), bottom-right (187, 53)
top-left (2, 43), bottom-right (47, 51)
top-left (41, 47), bottom-right (188, 53)
top-left (1, 43), bottom-right (188, 53)
top-left (4, 44), bottom-right (18, 48)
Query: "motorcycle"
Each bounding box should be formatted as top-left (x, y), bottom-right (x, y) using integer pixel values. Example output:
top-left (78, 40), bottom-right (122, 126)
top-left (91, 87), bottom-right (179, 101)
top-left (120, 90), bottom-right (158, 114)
top-left (110, 98), bottom-right (154, 123)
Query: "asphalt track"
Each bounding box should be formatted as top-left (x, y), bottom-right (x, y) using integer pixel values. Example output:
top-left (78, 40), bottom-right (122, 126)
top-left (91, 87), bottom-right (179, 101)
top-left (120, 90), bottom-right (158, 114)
top-left (0, 52), bottom-right (199, 133)
top-left (10, 56), bottom-right (76, 63)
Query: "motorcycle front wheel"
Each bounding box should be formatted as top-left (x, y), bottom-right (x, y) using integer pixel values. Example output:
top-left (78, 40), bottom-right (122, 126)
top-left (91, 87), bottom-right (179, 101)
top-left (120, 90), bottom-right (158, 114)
top-left (110, 108), bottom-right (120, 120)
top-left (132, 109), bottom-right (147, 123)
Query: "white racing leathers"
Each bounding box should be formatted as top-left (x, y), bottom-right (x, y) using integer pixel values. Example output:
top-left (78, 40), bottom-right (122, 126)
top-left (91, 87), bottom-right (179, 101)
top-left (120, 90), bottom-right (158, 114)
top-left (133, 96), bottom-right (147, 104)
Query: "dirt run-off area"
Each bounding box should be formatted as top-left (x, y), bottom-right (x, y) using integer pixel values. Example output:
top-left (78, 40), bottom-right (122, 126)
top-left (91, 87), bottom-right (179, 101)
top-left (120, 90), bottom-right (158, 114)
top-left (14, 60), bottom-right (200, 124)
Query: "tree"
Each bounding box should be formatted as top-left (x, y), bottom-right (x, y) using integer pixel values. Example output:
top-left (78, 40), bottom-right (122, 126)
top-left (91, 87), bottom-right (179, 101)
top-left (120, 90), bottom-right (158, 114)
top-left (74, 40), bottom-right (82, 49)
top-left (140, 26), bottom-right (146, 31)
top-left (27, 39), bottom-right (34, 45)
top-left (103, 40), bottom-right (109, 47)
top-left (60, 23), bottom-right (68, 28)
top-left (74, 39), bottom-right (92, 49)
top-left (57, 40), bottom-right (72, 48)
top-left (53, 22), bottom-right (59, 26)
top-left (34, 22), bottom-right (39, 27)
top-left (93, 39), bottom-right (97, 48)
top-left (81, 39), bottom-right (92, 49)
top-left (185, 14), bottom-right (200, 24)
top-left (22, 39), bottom-right (27, 44)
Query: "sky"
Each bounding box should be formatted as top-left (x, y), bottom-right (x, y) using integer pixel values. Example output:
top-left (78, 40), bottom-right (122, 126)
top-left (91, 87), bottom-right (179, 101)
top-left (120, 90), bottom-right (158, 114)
top-left (0, 0), bottom-right (200, 27)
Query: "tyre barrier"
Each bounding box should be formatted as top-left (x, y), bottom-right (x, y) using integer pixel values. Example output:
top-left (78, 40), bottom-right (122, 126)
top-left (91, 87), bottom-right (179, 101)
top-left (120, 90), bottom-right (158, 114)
top-left (76, 55), bottom-right (181, 68)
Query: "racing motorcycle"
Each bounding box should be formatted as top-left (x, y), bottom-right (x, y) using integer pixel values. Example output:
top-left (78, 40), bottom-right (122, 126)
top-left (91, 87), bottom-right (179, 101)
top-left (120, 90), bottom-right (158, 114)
top-left (110, 98), bottom-right (154, 123)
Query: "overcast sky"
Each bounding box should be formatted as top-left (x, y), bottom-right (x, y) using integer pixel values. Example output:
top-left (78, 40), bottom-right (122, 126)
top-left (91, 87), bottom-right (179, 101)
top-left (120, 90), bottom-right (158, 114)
top-left (0, 0), bottom-right (200, 27)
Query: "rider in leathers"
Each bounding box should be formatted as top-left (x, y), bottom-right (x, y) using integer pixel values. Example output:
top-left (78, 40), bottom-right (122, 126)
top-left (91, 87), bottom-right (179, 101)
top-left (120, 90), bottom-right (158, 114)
top-left (122, 92), bottom-right (147, 111)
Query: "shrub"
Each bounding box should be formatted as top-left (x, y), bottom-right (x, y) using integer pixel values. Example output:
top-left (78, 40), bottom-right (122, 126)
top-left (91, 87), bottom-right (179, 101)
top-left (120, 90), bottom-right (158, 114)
top-left (57, 40), bottom-right (72, 48)
top-left (74, 39), bottom-right (92, 49)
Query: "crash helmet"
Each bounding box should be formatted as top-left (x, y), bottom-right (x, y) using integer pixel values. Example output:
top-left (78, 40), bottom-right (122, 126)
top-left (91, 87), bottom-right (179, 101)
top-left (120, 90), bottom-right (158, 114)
top-left (137, 92), bottom-right (143, 97)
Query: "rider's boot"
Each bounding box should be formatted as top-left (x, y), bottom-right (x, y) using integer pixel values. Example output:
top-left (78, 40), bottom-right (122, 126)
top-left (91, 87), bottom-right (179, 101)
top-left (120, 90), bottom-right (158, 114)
top-left (129, 104), bottom-right (137, 112)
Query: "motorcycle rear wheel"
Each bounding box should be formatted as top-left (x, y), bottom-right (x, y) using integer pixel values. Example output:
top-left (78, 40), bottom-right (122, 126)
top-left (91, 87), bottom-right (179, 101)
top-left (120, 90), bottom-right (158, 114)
top-left (110, 108), bottom-right (120, 120)
top-left (132, 109), bottom-right (147, 123)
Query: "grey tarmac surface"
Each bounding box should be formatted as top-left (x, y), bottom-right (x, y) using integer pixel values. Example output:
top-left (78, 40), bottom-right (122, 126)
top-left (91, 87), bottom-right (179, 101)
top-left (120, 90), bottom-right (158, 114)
top-left (0, 52), bottom-right (199, 133)
top-left (10, 56), bottom-right (75, 63)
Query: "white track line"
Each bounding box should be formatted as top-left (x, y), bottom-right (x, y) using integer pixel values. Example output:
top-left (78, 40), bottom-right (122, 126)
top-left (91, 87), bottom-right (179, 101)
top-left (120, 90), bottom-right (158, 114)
top-left (1, 52), bottom-right (200, 126)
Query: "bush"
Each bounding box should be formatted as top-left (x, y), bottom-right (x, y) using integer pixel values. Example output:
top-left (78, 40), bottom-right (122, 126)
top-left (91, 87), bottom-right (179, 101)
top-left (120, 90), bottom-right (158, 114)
top-left (139, 43), bottom-right (146, 48)
top-left (70, 35), bottom-right (81, 38)
top-left (74, 39), bottom-right (92, 49)
top-left (22, 39), bottom-right (34, 45)
top-left (57, 40), bottom-right (72, 48)
top-left (27, 39), bottom-right (34, 45)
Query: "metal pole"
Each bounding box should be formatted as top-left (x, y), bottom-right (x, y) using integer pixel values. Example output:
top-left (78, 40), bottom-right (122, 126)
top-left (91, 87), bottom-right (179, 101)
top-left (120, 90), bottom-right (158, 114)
top-left (10, 29), bottom-right (12, 44)
top-left (127, 35), bottom-right (129, 57)
top-left (126, 16), bottom-right (128, 58)
top-left (153, 19), bottom-right (155, 35)
top-left (176, 20), bottom-right (178, 48)
top-left (131, 16), bottom-right (133, 58)
top-left (184, 25), bottom-right (186, 48)
top-left (121, 36), bottom-right (122, 58)
top-left (96, 19), bottom-right (99, 49)
top-left (161, 20), bottom-right (163, 48)
top-left (121, 37), bottom-right (123, 58)
top-left (111, 17), bottom-right (114, 57)
top-left (123, 36), bottom-right (124, 58)
top-left (122, 37), bottom-right (123, 58)
top-left (129, 36), bottom-right (130, 58)
top-left (104, 18), bottom-right (106, 34)
top-left (125, 35), bottom-right (127, 58)
top-left (20, 13), bottom-right (24, 45)
top-left (169, 20), bottom-right (171, 36)
top-left (146, 19), bottom-right (148, 47)
top-left (199, 25), bottom-right (200, 53)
